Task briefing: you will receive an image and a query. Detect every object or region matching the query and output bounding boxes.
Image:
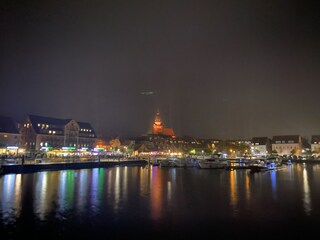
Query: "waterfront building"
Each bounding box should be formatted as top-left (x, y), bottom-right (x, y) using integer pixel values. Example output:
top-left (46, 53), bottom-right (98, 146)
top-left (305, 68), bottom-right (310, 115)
top-left (20, 115), bottom-right (97, 152)
top-left (272, 135), bottom-right (302, 156)
top-left (0, 116), bottom-right (23, 156)
top-left (311, 135), bottom-right (320, 156)
top-left (251, 137), bottom-right (272, 156)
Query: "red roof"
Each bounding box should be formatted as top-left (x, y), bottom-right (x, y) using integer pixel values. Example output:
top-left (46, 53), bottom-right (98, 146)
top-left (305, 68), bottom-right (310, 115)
top-left (163, 128), bottom-right (175, 137)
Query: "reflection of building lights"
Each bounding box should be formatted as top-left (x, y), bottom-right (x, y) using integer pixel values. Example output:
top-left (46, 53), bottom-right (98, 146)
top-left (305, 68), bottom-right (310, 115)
top-left (303, 168), bottom-right (311, 215)
top-left (230, 171), bottom-right (238, 210)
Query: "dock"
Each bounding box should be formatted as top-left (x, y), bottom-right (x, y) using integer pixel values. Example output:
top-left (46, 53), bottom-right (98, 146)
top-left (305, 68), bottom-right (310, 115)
top-left (0, 159), bottom-right (148, 175)
top-left (249, 165), bottom-right (287, 173)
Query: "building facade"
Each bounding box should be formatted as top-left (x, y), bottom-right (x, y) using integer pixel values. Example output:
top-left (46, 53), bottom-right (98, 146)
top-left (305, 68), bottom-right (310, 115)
top-left (311, 135), bottom-right (320, 155)
top-left (251, 137), bottom-right (272, 156)
top-left (272, 135), bottom-right (302, 156)
top-left (20, 115), bottom-right (97, 152)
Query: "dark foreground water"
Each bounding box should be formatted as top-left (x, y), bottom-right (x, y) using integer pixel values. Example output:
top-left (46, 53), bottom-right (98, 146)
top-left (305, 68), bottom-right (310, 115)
top-left (1, 163), bottom-right (320, 239)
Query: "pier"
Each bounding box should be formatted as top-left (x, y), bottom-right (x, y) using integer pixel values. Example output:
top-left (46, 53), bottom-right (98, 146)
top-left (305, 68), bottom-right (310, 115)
top-left (0, 159), bottom-right (148, 175)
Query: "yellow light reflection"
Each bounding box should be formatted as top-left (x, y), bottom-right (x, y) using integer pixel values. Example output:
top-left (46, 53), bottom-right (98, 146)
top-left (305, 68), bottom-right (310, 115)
top-left (34, 172), bottom-right (48, 220)
top-left (114, 167), bottom-right (120, 212)
top-left (34, 172), bottom-right (59, 220)
top-left (150, 167), bottom-right (162, 221)
top-left (230, 170), bottom-right (238, 214)
top-left (77, 170), bottom-right (88, 213)
top-left (302, 168), bottom-right (311, 215)
top-left (245, 173), bottom-right (250, 201)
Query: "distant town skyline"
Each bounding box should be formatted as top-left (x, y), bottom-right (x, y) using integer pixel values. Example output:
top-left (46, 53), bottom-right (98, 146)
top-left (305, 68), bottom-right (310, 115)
top-left (1, 1), bottom-right (320, 139)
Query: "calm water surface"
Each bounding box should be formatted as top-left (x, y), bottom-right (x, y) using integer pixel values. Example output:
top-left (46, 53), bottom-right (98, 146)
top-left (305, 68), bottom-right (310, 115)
top-left (1, 163), bottom-right (320, 239)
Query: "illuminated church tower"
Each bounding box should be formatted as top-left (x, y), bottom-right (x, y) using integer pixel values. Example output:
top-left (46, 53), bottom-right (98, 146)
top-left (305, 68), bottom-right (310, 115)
top-left (153, 111), bottom-right (163, 134)
top-left (152, 111), bottom-right (175, 137)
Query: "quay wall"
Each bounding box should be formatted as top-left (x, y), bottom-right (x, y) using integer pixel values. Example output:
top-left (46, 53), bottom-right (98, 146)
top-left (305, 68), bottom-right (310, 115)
top-left (0, 160), bottom-right (148, 175)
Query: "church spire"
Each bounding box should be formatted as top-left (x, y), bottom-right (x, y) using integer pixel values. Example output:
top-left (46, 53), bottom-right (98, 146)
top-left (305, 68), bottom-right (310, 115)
top-left (153, 111), bottom-right (163, 134)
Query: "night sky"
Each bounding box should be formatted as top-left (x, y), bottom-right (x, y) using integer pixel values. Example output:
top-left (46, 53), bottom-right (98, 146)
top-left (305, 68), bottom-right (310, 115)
top-left (1, 0), bottom-right (320, 140)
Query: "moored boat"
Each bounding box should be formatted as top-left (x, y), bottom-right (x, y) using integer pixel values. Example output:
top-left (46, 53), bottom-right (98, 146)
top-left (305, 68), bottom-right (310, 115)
top-left (198, 158), bottom-right (228, 169)
top-left (170, 157), bottom-right (198, 167)
top-left (159, 157), bottom-right (176, 167)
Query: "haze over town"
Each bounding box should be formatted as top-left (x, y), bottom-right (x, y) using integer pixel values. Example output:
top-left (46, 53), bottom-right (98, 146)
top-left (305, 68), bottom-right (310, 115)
top-left (1, 1), bottom-right (320, 140)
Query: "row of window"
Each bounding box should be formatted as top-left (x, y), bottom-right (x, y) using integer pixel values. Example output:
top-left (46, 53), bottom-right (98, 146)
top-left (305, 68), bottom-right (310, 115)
top-left (37, 123), bottom-right (49, 129)
top-left (275, 140), bottom-right (296, 144)
top-left (274, 146), bottom-right (295, 149)
top-left (40, 142), bottom-right (91, 148)
top-left (0, 135), bottom-right (18, 139)
top-left (80, 128), bottom-right (92, 132)
top-left (79, 133), bottom-right (95, 137)
top-left (24, 123), bottom-right (93, 133)
top-left (24, 123), bottom-right (32, 128)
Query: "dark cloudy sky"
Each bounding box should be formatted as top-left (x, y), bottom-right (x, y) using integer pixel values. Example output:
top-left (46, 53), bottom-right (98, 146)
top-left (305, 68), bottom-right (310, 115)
top-left (1, 0), bottom-right (320, 140)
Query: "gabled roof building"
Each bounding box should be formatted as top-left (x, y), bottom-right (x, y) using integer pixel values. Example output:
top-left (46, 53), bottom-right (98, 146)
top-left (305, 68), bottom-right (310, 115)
top-left (311, 135), bottom-right (320, 154)
top-left (272, 135), bottom-right (302, 156)
top-left (20, 114), bottom-right (97, 152)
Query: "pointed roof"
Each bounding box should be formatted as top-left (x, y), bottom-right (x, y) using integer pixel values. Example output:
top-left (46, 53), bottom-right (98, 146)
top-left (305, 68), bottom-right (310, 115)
top-left (27, 114), bottom-right (96, 137)
top-left (163, 128), bottom-right (175, 137)
top-left (154, 111), bottom-right (162, 125)
top-left (29, 115), bottom-right (69, 135)
top-left (272, 135), bottom-right (301, 143)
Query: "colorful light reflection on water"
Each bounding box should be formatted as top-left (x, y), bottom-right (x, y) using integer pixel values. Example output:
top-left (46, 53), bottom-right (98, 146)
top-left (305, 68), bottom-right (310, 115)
top-left (1, 164), bottom-right (320, 238)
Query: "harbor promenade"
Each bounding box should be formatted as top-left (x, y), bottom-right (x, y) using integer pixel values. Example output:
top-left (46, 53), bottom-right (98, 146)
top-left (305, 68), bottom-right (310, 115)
top-left (0, 158), bottom-right (148, 175)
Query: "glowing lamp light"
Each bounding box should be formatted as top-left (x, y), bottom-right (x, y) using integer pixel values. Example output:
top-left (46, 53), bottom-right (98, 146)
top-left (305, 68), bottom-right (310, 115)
top-left (7, 146), bottom-right (18, 149)
top-left (62, 147), bottom-right (76, 151)
top-left (94, 147), bottom-right (104, 152)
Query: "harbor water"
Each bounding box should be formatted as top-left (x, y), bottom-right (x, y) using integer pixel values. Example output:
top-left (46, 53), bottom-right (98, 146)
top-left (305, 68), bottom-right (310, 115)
top-left (1, 163), bottom-right (320, 239)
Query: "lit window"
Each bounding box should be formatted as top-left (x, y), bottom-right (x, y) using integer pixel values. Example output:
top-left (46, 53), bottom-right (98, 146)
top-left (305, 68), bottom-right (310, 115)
top-left (49, 130), bottom-right (52, 134)
top-left (38, 124), bottom-right (40, 127)
top-left (4, 134), bottom-right (8, 138)
top-left (53, 131), bottom-right (56, 134)
top-left (89, 129), bottom-right (91, 132)
top-left (45, 142), bottom-right (48, 146)
top-left (27, 123), bottom-right (29, 128)
top-left (46, 125), bottom-right (49, 129)
top-left (40, 142), bottom-right (43, 146)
